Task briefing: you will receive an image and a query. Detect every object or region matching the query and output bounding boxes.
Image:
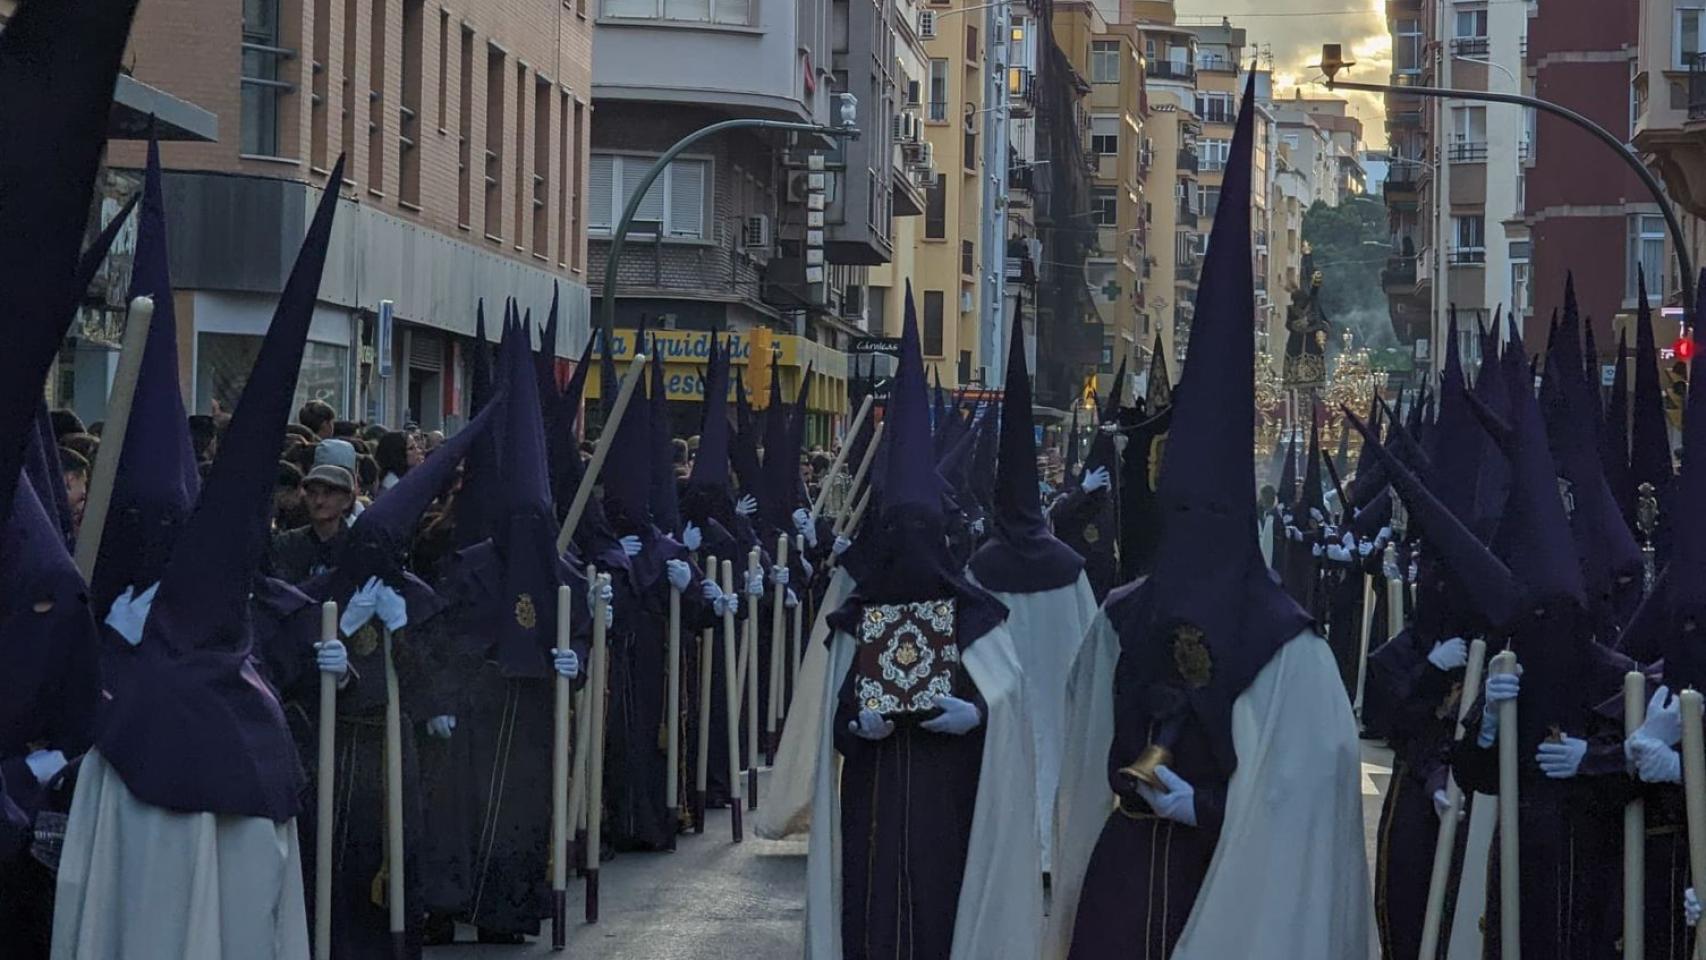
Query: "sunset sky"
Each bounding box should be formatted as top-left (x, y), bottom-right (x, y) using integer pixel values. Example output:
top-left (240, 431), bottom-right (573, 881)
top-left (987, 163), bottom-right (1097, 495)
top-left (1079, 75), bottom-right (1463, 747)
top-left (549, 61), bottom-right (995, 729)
top-left (1175, 0), bottom-right (1391, 147)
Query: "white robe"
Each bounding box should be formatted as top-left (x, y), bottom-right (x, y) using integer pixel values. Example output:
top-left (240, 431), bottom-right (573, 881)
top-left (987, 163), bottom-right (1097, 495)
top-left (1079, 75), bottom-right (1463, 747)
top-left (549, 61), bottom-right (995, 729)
top-left (967, 570), bottom-right (1099, 873)
top-left (804, 620), bottom-right (1043, 960)
top-left (51, 750), bottom-right (310, 960)
top-left (1051, 615), bottom-right (1374, 959)
top-left (754, 566), bottom-right (856, 840)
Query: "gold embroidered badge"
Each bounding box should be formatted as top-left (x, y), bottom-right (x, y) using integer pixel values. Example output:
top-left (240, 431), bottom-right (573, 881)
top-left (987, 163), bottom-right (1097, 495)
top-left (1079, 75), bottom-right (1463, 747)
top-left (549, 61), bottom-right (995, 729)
top-left (350, 623), bottom-right (380, 657)
top-left (515, 593), bottom-right (537, 630)
top-left (1083, 523), bottom-right (1100, 544)
top-left (1170, 623), bottom-right (1212, 689)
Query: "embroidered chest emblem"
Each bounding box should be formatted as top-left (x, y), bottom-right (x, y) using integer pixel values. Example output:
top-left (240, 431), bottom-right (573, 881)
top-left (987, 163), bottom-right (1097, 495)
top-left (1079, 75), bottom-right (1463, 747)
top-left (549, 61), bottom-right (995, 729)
top-left (515, 593), bottom-right (538, 630)
top-left (853, 599), bottom-right (962, 715)
top-left (1170, 623), bottom-right (1212, 690)
top-left (350, 623), bottom-right (381, 657)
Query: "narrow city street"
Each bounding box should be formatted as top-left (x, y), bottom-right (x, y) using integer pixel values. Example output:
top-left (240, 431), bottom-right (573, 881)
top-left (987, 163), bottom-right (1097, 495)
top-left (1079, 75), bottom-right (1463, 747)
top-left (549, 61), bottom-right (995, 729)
top-left (440, 744), bottom-right (1398, 959)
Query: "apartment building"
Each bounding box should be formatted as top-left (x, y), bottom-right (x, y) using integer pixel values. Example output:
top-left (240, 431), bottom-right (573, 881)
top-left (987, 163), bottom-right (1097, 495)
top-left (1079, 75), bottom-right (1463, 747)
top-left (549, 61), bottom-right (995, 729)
top-left (1383, 0), bottom-right (1527, 375)
top-left (1126, 5), bottom-right (1199, 365)
top-left (1631, 0), bottom-right (1706, 324)
top-left (38, 0), bottom-right (597, 428)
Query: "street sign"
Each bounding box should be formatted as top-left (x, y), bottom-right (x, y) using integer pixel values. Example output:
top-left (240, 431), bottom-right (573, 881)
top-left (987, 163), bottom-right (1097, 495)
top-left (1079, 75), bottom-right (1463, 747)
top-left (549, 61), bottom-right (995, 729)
top-left (850, 336), bottom-right (903, 357)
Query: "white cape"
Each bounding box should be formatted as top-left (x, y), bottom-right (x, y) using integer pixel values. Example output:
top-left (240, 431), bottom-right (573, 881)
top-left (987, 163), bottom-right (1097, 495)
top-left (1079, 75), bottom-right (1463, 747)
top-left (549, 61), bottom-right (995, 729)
top-left (1051, 616), bottom-right (1374, 959)
top-left (804, 621), bottom-right (1043, 960)
top-left (755, 565), bottom-right (856, 840)
top-left (52, 750), bottom-right (310, 960)
top-left (968, 570), bottom-right (1099, 872)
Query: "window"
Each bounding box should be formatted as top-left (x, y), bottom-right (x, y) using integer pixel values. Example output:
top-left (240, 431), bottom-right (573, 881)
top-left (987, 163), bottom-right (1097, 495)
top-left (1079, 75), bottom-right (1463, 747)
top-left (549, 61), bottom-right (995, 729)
top-left (558, 91), bottom-right (570, 266)
top-left (457, 27), bottom-right (473, 227)
top-left (1678, 6), bottom-right (1706, 68)
top-left (1628, 214), bottom-right (1667, 301)
top-left (340, 0), bottom-right (356, 177)
top-left (514, 63), bottom-right (527, 247)
top-left (928, 60), bottom-right (949, 121)
top-left (369, 0), bottom-right (387, 188)
top-left (436, 10), bottom-right (448, 131)
top-left (484, 45), bottom-right (505, 238)
top-left (1452, 215), bottom-right (1485, 262)
top-left (1091, 115), bottom-right (1119, 156)
top-left (571, 100), bottom-right (585, 269)
top-left (1455, 7), bottom-right (1487, 38)
top-left (587, 153), bottom-right (709, 240)
top-left (1395, 17), bottom-right (1423, 73)
top-left (1509, 241), bottom-right (1532, 317)
top-left (1197, 184), bottom-right (1221, 218)
top-left (1450, 105), bottom-right (1488, 160)
top-left (1199, 138), bottom-right (1230, 171)
top-left (602, 0), bottom-right (753, 26)
top-left (961, 240), bottom-right (974, 276)
top-left (1091, 187), bottom-right (1117, 226)
top-left (399, 0), bottom-right (424, 206)
top-left (925, 181), bottom-right (946, 239)
top-left (241, 0), bottom-right (293, 157)
top-left (1090, 40), bottom-right (1120, 84)
top-left (309, 0), bottom-right (329, 167)
top-left (1194, 92), bottom-right (1233, 123)
top-left (923, 291), bottom-right (946, 357)
top-left (964, 107), bottom-right (977, 170)
top-left (1282, 132), bottom-right (1299, 150)
top-left (533, 78), bottom-right (550, 256)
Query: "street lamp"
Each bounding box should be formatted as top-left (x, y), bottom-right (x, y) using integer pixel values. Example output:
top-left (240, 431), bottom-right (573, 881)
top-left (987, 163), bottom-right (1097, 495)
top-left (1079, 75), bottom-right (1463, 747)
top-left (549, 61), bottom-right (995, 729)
top-left (1312, 43), bottom-right (1695, 316)
top-left (599, 110), bottom-right (861, 348)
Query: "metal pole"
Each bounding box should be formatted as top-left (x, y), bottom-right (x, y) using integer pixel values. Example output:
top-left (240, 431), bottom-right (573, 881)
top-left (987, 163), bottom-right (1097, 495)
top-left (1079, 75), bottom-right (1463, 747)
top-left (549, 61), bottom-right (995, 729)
top-left (980, 0), bottom-right (1010, 386)
top-left (600, 119), bottom-right (850, 347)
top-left (1326, 76), bottom-right (1697, 317)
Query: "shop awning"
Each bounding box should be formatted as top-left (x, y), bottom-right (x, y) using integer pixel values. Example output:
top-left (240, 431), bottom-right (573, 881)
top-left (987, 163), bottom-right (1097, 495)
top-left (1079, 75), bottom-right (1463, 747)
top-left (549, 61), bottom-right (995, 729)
top-left (587, 327), bottom-right (850, 417)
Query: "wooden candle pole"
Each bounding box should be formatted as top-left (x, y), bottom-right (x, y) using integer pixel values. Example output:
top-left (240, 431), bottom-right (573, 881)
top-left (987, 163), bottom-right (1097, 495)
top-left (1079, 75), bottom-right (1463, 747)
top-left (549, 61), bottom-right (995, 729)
top-left (694, 555), bottom-right (718, 834)
top-left (1624, 671), bottom-right (1647, 960)
top-left (665, 569), bottom-right (682, 851)
top-left (382, 626), bottom-right (407, 959)
top-left (721, 559), bottom-right (744, 842)
top-left (314, 601), bottom-right (338, 960)
top-left (556, 354), bottom-right (649, 554)
top-left (1679, 689), bottom-right (1706, 958)
top-left (1352, 572), bottom-right (1375, 716)
top-left (745, 547), bottom-right (761, 810)
top-left (809, 394), bottom-right (874, 521)
top-left (585, 571), bottom-right (610, 923)
top-left (767, 534), bottom-right (788, 765)
top-left (1491, 649), bottom-right (1521, 960)
top-left (1416, 636), bottom-right (1487, 960)
top-left (73, 296), bottom-right (153, 581)
top-left (550, 586), bottom-right (574, 950)
top-left (792, 534), bottom-right (805, 683)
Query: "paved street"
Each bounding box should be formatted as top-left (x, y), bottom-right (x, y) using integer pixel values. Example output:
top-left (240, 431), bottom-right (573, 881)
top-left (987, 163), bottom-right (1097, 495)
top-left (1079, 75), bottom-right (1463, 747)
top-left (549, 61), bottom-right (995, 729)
top-left (437, 743), bottom-right (1397, 959)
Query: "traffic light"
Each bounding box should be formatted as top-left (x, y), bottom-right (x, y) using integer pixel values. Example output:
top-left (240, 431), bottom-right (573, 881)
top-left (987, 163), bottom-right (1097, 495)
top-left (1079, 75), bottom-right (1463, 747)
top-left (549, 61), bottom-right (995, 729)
top-left (1676, 336), bottom-right (1696, 361)
top-left (748, 326), bottom-right (776, 409)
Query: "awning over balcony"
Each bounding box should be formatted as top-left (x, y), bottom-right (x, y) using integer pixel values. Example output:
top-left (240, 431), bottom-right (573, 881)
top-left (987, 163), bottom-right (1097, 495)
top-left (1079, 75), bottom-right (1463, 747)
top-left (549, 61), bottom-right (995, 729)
top-left (111, 74), bottom-right (218, 142)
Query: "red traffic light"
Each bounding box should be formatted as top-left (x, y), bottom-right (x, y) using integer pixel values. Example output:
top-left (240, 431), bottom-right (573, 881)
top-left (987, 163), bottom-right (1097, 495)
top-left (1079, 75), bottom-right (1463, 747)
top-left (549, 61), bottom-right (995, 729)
top-left (1676, 337), bottom-right (1696, 360)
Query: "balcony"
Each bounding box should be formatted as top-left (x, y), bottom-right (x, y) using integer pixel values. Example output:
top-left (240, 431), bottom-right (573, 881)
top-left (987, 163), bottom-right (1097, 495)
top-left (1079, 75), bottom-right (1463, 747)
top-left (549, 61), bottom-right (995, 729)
top-left (1450, 37), bottom-right (1489, 58)
top-left (1449, 247), bottom-right (1486, 266)
top-left (1381, 255), bottom-right (1417, 290)
top-left (1177, 201), bottom-right (1199, 227)
top-left (1177, 148), bottom-right (1199, 173)
top-left (1448, 140), bottom-right (1488, 163)
top-left (1008, 66), bottom-right (1036, 119)
top-left (1632, 46), bottom-right (1706, 220)
top-left (1691, 52), bottom-right (1706, 120)
top-left (1388, 108), bottom-right (1422, 130)
top-left (1195, 54), bottom-right (1236, 74)
top-left (1176, 257), bottom-right (1200, 284)
top-left (1146, 60), bottom-right (1196, 84)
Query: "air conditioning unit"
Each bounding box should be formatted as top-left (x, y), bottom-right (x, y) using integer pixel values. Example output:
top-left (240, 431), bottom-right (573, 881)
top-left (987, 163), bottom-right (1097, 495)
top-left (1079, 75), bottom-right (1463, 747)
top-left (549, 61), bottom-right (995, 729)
top-left (960, 289), bottom-right (974, 313)
top-left (918, 9), bottom-right (936, 38)
top-left (786, 171), bottom-right (811, 203)
top-left (920, 141), bottom-right (934, 167)
top-left (891, 113), bottom-right (906, 141)
top-left (743, 214), bottom-right (771, 250)
top-left (915, 168), bottom-right (940, 187)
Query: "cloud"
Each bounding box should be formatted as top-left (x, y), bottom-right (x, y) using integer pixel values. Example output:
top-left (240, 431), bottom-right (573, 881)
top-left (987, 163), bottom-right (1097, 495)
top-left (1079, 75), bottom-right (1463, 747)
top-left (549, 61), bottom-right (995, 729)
top-left (1176, 0), bottom-right (1390, 147)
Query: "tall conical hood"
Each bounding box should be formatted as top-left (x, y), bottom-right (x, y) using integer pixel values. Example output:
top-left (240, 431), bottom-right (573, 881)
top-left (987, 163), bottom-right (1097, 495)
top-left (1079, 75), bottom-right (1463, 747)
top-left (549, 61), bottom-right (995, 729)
top-left (1145, 330), bottom-right (1173, 410)
top-left (1668, 269), bottom-right (1706, 616)
top-left (731, 369), bottom-right (766, 507)
top-left (72, 191), bottom-right (140, 306)
top-left (600, 334), bottom-right (654, 531)
top-left (1545, 349), bottom-right (1643, 621)
top-left (0, 0), bottom-right (141, 536)
top-left (1083, 358), bottom-right (1123, 475)
top-left (1632, 270), bottom-right (1674, 493)
top-left (29, 400), bottom-right (74, 544)
top-left (1582, 319), bottom-right (1602, 424)
top-left (883, 285), bottom-right (946, 513)
top-left (454, 300), bottom-right (500, 548)
top-left (1432, 307), bottom-right (1481, 521)
top-left (92, 136), bottom-right (200, 613)
top-left (1277, 434), bottom-right (1298, 509)
top-left (1111, 71), bottom-right (1310, 776)
top-left (1345, 396), bottom-right (1384, 507)
top-left (1603, 326), bottom-right (1634, 521)
top-left (103, 156), bottom-right (346, 823)
top-left (687, 331), bottom-right (732, 492)
top-left (648, 337), bottom-right (683, 535)
top-left (536, 283), bottom-right (560, 401)
top-left (760, 362), bottom-right (797, 527)
top-left (546, 333), bottom-right (597, 515)
top-left (1333, 418), bottom-right (1350, 478)
top-left (1298, 408), bottom-right (1325, 517)
top-left (969, 312), bottom-right (1084, 591)
top-left (1063, 406), bottom-right (1082, 480)
top-left (970, 397), bottom-right (999, 512)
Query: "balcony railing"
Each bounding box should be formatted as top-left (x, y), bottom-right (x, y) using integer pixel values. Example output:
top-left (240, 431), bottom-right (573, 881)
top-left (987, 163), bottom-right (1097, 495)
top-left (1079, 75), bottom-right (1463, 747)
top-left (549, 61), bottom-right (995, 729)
top-left (1177, 148), bottom-right (1199, 173)
top-left (1388, 109), bottom-right (1422, 129)
top-left (1146, 60), bottom-right (1196, 83)
top-left (1177, 202), bottom-right (1198, 227)
top-left (1448, 140), bottom-right (1488, 162)
top-left (1449, 247), bottom-right (1487, 265)
top-left (1176, 259), bottom-right (1200, 284)
top-left (1450, 36), bottom-right (1489, 57)
top-left (1195, 54), bottom-right (1235, 73)
top-left (1381, 255), bottom-right (1417, 288)
top-left (1690, 52), bottom-right (1706, 120)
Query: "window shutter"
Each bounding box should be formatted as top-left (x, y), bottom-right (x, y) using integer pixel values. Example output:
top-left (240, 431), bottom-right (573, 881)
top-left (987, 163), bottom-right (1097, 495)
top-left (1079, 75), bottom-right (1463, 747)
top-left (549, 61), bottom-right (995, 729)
top-left (622, 156), bottom-right (667, 227)
top-left (667, 159), bottom-right (706, 238)
top-left (588, 154), bottom-right (615, 230)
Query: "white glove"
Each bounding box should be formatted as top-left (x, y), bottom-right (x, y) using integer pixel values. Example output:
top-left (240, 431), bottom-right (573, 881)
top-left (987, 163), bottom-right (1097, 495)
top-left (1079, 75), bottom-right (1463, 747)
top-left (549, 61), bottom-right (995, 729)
top-left (551, 647), bottom-right (580, 680)
top-left (339, 579), bottom-right (380, 636)
top-left (792, 508), bottom-right (818, 548)
top-left (1428, 637), bottom-right (1469, 672)
top-left (1134, 764), bottom-right (1197, 826)
top-left (24, 749), bottom-right (66, 785)
top-left (681, 522), bottom-right (703, 552)
top-left (1376, 526), bottom-right (1392, 542)
top-left (745, 569), bottom-right (765, 597)
top-left (1321, 524), bottom-right (1339, 542)
top-left (1098, 421), bottom-right (1118, 435)
top-left (1687, 887), bottom-right (1701, 927)
top-left (315, 638), bottom-right (350, 677)
top-left (1635, 685), bottom-right (1683, 746)
top-left (1081, 466), bottom-right (1110, 493)
top-left (970, 517), bottom-right (985, 536)
top-left (1309, 507), bottom-right (1325, 524)
top-left (105, 582), bottom-right (160, 647)
top-left (1477, 665), bottom-right (1522, 748)
top-left (785, 588), bottom-right (799, 609)
top-left (1311, 542), bottom-right (1323, 558)
top-left (735, 495), bottom-right (758, 518)
top-left (1358, 538), bottom-right (1375, 557)
top-left (799, 554), bottom-right (813, 579)
top-left (372, 580), bottom-right (408, 632)
top-left (587, 580), bottom-right (614, 628)
top-left (832, 535), bottom-right (852, 557)
top-left (1432, 788), bottom-right (1453, 820)
top-left (1285, 525), bottom-right (1303, 542)
top-left (1325, 544), bottom-right (1351, 562)
top-left (425, 715), bottom-right (457, 739)
top-left (920, 695), bottom-right (981, 735)
top-left (770, 564), bottom-right (790, 587)
top-left (619, 535), bottom-right (642, 557)
top-left (848, 707), bottom-right (895, 741)
top-left (701, 580), bottom-right (724, 604)
top-left (712, 593), bottom-right (738, 618)
top-left (665, 559), bottom-right (692, 592)
top-left (1627, 735), bottom-right (1683, 783)
top-left (1535, 735), bottom-right (1587, 779)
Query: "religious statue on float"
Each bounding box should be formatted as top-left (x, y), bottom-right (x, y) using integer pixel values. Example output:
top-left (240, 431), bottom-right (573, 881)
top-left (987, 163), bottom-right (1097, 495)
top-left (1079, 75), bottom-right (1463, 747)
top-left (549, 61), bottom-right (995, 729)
top-left (1283, 247), bottom-right (1332, 389)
